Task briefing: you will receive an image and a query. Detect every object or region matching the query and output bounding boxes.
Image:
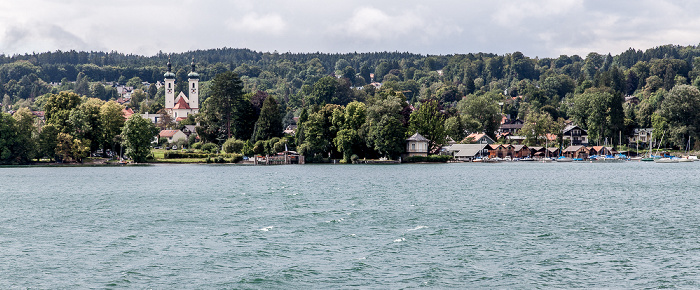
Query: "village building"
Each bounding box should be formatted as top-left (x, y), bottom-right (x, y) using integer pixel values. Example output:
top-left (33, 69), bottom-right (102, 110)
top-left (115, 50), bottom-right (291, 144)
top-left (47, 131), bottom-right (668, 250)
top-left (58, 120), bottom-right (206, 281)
top-left (464, 133), bottom-right (495, 144)
top-left (498, 118), bottom-right (524, 135)
top-left (512, 144), bottom-right (530, 158)
top-left (629, 128), bottom-right (653, 148)
top-left (563, 145), bottom-right (590, 159)
top-left (159, 129), bottom-right (188, 144)
top-left (164, 58), bottom-right (199, 121)
top-left (589, 146), bottom-right (613, 157)
top-left (488, 144), bottom-right (514, 159)
top-left (405, 133), bottom-right (429, 157)
top-left (562, 124), bottom-right (588, 146)
top-left (445, 144), bottom-right (489, 161)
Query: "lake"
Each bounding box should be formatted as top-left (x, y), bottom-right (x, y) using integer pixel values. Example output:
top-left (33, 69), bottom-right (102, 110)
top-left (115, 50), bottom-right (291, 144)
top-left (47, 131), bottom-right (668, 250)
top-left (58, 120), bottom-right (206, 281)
top-left (2, 162), bottom-right (700, 288)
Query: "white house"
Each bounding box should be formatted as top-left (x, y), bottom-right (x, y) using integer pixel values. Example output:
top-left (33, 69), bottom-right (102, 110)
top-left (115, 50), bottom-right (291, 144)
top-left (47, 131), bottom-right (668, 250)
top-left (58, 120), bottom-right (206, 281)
top-left (405, 133), bottom-right (430, 157)
top-left (159, 129), bottom-right (188, 144)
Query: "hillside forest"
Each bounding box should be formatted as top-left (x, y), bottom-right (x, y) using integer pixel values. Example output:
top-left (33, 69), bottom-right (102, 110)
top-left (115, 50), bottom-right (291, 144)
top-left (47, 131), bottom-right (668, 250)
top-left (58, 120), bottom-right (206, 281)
top-left (2, 45), bottom-right (700, 164)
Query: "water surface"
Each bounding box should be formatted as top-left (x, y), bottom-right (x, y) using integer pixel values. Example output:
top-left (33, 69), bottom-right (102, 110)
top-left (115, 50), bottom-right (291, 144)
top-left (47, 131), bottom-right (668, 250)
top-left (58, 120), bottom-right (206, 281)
top-left (1, 162), bottom-right (699, 288)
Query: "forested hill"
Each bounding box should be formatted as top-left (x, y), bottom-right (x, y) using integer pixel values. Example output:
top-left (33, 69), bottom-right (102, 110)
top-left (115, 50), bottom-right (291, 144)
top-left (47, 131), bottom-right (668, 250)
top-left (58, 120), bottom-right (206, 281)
top-left (3, 44), bottom-right (700, 151)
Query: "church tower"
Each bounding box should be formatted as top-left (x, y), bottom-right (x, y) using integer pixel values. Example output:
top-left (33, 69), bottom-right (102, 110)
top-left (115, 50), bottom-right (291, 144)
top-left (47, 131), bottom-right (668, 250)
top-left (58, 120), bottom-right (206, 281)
top-left (187, 58), bottom-right (199, 109)
top-left (164, 57), bottom-right (176, 109)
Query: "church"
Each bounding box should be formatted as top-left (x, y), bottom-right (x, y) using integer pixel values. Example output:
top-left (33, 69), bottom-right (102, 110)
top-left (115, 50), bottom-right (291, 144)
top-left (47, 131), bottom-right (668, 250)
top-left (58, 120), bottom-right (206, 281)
top-left (164, 58), bottom-right (199, 121)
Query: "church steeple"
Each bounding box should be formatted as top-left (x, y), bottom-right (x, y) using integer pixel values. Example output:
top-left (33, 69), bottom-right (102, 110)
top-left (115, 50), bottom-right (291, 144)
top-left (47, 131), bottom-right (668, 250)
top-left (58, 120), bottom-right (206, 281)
top-left (164, 55), bottom-right (176, 109)
top-left (188, 57), bottom-right (199, 109)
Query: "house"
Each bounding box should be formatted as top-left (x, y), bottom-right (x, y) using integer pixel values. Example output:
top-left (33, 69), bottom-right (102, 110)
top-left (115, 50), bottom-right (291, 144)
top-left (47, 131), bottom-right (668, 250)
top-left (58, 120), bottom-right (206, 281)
top-left (141, 113), bottom-right (163, 124)
top-left (182, 125), bottom-right (197, 137)
top-left (563, 145), bottom-right (590, 159)
top-left (589, 146), bottom-right (613, 156)
top-left (624, 95), bottom-right (639, 105)
top-left (498, 119), bottom-right (524, 134)
top-left (445, 144), bottom-right (489, 161)
top-left (562, 124), bottom-right (588, 146)
top-left (122, 107), bottom-right (135, 120)
top-left (488, 144), bottom-right (514, 158)
top-left (31, 111), bottom-right (45, 120)
top-left (464, 133), bottom-right (495, 144)
top-left (159, 129), bottom-right (188, 144)
top-left (529, 146), bottom-right (545, 157)
top-left (405, 133), bottom-right (429, 157)
top-left (283, 125), bottom-right (297, 136)
top-left (547, 147), bottom-right (561, 158)
top-left (512, 144), bottom-right (530, 158)
top-left (629, 128), bottom-right (653, 148)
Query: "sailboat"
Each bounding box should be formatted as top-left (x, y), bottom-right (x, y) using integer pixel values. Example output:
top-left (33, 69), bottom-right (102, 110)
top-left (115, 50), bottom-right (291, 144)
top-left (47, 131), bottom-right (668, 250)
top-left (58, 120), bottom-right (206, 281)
top-left (641, 131), bottom-right (654, 161)
top-left (679, 136), bottom-right (694, 162)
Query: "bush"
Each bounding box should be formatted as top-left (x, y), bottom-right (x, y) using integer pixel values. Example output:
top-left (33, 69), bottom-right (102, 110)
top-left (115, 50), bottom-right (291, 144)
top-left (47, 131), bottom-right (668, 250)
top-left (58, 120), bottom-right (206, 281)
top-left (163, 152), bottom-right (210, 159)
top-left (201, 143), bottom-right (219, 153)
top-left (192, 142), bottom-right (202, 149)
top-left (253, 140), bottom-right (265, 155)
top-left (223, 138), bottom-right (245, 154)
top-left (405, 155), bottom-right (452, 163)
top-left (350, 154), bottom-right (359, 164)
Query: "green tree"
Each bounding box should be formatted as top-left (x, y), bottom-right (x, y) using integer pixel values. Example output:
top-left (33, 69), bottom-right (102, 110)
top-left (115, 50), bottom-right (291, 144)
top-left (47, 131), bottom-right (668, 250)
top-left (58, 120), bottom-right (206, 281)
top-left (408, 100), bottom-right (446, 152)
top-left (659, 84), bottom-right (700, 147)
top-left (203, 71), bottom-right (245, 140)
top-left (333, 101), bottom-right (367, 162)
top-left (100, 100), bottom-right (125, 153)
top-left (521, 111), bottom-right (554, 146)
top-left (457, 94), bottom-right (501, 139)
top-left (44, 91), bottom-right (81, 132)
top-left (38, 123), bottom-right (59, 160)
top-left (444, 114), bottom-right (466, 142)
top-left (122, 114), bottom-right (158, 163)
top-left (302, 104), bottom-right (341, 157)
top-left (363, 93), bottom-right (407, 159)
top-left (252, 96), bottom-right (283, 142)
top-left (54, 132), bottom-right (74, 162)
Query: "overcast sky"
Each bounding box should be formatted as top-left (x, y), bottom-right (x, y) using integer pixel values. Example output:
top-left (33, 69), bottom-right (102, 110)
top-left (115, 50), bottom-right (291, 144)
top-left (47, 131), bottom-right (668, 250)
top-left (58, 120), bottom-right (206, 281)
top-left (2, 0), bottom-right (700, 58)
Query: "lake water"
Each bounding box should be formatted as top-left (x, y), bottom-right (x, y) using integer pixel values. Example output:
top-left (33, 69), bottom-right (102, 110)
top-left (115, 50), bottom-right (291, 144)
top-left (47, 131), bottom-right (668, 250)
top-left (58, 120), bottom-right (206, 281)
top-left (1, 162), bottom-right (700, 288)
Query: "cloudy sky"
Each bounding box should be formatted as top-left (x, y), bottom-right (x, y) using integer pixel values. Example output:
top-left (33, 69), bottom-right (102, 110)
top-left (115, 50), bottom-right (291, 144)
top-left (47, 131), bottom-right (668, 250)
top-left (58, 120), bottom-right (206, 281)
top-left (2, 0), bottom-right (700, 58)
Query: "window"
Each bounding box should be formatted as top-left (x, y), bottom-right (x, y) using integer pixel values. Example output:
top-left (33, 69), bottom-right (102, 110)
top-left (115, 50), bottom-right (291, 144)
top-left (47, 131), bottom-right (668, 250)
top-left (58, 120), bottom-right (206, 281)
top-left (192, 83), bottom-right (195, 88)
top-left (168, 83), bottom-right (171, 88)
top-left (412, 144), bottom-right (415, 150)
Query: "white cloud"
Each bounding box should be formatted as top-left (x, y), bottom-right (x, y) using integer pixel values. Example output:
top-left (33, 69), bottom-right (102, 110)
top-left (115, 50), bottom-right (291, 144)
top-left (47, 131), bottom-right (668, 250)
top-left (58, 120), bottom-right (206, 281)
top-left (338, 6), bottom-right (462, 44)
top-left (227, 12), bottom-right (287, 35)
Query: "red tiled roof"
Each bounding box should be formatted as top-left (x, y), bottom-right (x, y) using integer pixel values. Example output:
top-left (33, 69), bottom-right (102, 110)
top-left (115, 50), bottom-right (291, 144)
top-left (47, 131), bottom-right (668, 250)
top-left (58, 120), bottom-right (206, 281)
top-left (159, 130), bottom-right (179, 138)
top-left (175, 117), bottom-right (186, 122)
top-left (122, 107), bottom-right (134, 119)
top-left (173, 97), bottom-right (191, 109)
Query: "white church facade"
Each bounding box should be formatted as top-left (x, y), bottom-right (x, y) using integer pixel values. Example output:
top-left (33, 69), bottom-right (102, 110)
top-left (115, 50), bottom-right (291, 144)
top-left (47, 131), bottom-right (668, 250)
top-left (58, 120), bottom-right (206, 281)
top-left (164, 59), bottom-right (199, 121)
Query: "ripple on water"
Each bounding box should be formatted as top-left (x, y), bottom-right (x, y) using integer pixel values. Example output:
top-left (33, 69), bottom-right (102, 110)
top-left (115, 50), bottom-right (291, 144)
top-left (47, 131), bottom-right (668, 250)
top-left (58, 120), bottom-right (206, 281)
top-left (2, 163), bottom-right (700, 288)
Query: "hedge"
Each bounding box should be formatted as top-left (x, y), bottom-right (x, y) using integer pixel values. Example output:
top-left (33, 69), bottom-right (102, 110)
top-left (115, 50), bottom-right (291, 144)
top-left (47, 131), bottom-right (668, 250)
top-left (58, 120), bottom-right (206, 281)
top-left (404, 155), bottom-right (453, 163)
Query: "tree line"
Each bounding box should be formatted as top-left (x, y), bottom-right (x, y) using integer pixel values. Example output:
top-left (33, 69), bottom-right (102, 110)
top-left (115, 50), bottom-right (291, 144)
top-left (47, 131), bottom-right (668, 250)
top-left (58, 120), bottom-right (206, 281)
top-left (3, 44), bottom-right (700, 164)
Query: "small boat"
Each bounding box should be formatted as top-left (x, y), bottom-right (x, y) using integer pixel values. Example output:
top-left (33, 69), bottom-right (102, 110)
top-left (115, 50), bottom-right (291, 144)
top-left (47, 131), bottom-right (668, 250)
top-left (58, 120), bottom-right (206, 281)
top-left (519, 157), bottom-right (535, 162)
top-left (556, 157), bottom-right (573, 162)
top-left (654, 157), bottom-right (678, 163)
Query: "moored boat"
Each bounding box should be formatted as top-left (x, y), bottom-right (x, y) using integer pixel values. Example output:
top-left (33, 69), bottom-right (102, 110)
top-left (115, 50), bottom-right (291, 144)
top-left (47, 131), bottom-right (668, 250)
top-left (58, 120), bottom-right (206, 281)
top-left (654, 157), bottom-right (678, 163)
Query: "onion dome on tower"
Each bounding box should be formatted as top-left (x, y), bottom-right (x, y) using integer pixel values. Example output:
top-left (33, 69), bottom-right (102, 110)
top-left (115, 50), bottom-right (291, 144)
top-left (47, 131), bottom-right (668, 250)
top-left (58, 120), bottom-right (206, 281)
top-left (164, 56), bottom-right (176, 79)
top-left (187, 58), bottom-right (199, 79)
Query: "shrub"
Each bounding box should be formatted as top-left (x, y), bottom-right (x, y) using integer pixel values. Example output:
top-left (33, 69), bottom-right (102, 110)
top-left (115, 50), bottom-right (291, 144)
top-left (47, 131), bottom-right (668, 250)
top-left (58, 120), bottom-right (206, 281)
top-left (253, 140), bottom-right (265, 155)
top-left (223, 138), bottom-right (245, 154)
top-left (192, 142), bottom-right (202, 149)
top-left (405, 155), bottom-right (452, 163)
top-left (201, 143), bottom-right (219, 153)
top-left (350, 154), bottom-right (359, 164)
